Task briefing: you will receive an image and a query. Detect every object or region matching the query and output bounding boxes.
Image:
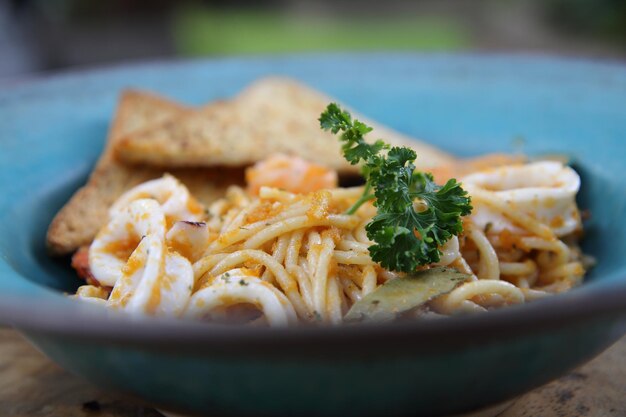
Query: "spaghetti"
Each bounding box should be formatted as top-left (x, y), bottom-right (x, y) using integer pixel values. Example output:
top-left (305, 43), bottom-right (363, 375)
top-left (75, 156), bottom-right (588, 326)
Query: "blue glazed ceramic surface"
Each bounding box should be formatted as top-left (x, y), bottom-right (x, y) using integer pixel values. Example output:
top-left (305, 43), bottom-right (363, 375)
top-left (0, 54), bottom-right (625, 417)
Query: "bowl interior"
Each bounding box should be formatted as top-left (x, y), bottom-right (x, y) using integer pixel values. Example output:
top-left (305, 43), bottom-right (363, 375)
top-left (1, 54), bottom-right (626, 302)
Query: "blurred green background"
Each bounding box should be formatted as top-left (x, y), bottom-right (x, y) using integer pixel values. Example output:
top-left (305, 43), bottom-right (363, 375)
top-left (1, 0), bottom-right (625, 80)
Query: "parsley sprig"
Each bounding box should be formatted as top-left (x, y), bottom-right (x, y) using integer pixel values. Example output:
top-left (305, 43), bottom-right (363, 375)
top-left (319, 103), bottom-right (472, 272)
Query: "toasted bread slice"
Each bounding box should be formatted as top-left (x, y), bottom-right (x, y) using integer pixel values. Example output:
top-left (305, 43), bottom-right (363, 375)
top-left (114, 77), bottom-right (455, 172)
top-left (47, 90), bottom-right (243, 255)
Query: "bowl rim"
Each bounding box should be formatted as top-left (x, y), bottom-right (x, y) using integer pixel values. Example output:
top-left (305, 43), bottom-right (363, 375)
top-left (1, 52), bottom-right (626, 349)
top-left (2, 279), bottom-right (626, 352)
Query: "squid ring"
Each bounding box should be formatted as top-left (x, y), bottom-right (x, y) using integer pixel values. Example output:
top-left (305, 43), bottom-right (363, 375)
top-left (109, 247), bottom-right (193, 316)
top-left (110, 174), bottom-right (205, 225)
top-left (89, 199), bottom-right (166, 287)
top-left (184, 269), bottom-right (297, 327)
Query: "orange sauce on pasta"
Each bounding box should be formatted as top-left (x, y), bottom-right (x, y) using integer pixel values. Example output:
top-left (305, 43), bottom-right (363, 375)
top-left (245, 200), bottom-right (284, 224)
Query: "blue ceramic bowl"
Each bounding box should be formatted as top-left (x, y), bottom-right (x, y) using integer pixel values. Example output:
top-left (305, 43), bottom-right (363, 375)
top-left (1, 54), bottom-right (625, 417)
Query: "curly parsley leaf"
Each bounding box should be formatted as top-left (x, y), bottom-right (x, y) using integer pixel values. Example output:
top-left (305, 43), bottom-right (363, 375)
top-left (319, 103), bottom-right (387, 166)
top-left (319, 103), bottom-right (472, 272)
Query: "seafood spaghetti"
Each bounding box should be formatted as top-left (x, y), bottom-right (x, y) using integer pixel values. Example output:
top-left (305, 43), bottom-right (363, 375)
top-left (70, 101), bottom-right (590, 327)
top-left (74, 150), bottom-right (588, 326)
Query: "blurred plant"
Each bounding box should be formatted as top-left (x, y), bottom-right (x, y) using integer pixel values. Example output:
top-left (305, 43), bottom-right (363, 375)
top-left (172, 6), bottom-right (471, 55)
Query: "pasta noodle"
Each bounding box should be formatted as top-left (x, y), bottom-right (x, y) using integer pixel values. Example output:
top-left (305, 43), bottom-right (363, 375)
top-left (74, 158), bottom-right (588, 327)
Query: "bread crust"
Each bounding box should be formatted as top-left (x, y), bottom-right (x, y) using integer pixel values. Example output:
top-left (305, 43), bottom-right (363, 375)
top-left (46, 90), bottom-right (243, 255)
top-left (114, 78), bottom-right (455, 172)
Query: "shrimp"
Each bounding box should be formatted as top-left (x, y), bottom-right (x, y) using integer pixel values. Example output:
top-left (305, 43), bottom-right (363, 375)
top-left (246, 154), bottom-right (338, 195)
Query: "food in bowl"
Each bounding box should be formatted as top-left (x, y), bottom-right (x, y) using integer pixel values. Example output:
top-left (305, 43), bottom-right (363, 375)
top-left (48, 78), bottom-right (590, 326)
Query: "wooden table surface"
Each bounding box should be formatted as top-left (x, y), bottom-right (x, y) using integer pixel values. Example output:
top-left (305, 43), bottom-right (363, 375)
top-left (1, 328), bottom-right (624, 417)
